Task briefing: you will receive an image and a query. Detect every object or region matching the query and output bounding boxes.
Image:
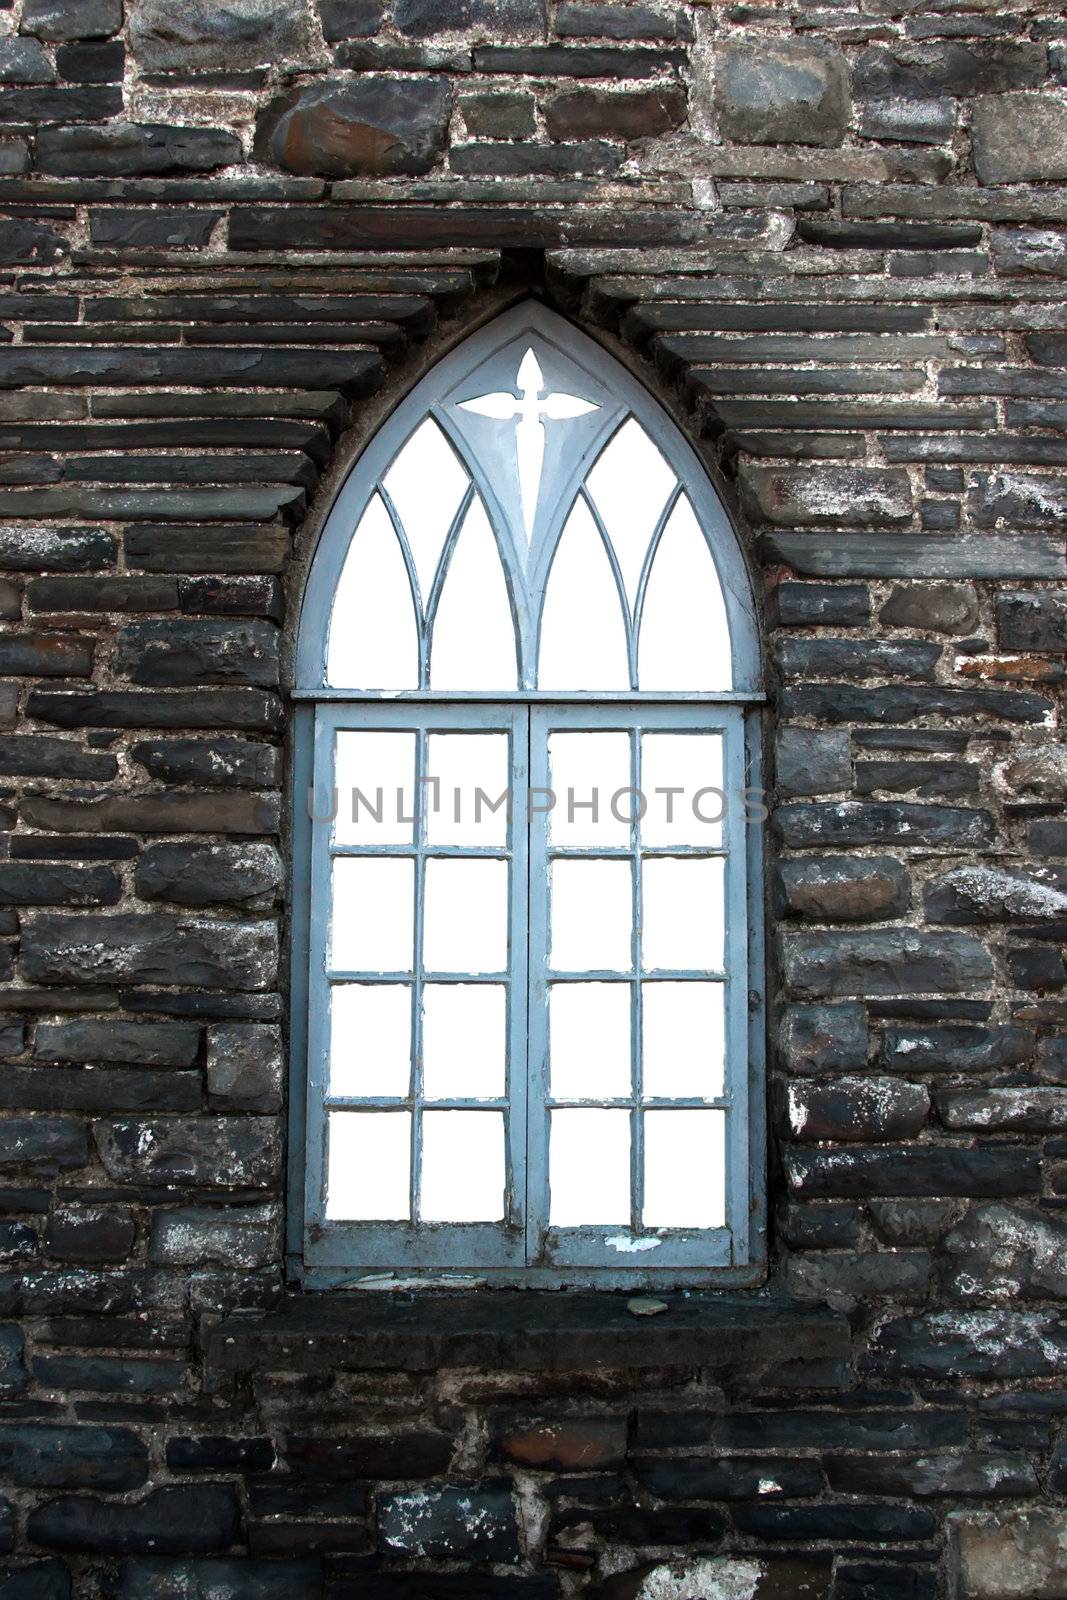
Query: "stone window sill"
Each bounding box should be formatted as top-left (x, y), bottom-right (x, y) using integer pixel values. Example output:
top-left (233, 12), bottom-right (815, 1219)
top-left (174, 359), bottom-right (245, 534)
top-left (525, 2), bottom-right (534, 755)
top-left (207, 1293), bottom-right (849, 1374)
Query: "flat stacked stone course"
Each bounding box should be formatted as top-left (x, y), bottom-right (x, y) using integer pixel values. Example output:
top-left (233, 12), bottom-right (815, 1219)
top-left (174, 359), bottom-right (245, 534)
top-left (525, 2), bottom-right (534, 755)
top-left (0, 0), bottom-right (1062, 1595)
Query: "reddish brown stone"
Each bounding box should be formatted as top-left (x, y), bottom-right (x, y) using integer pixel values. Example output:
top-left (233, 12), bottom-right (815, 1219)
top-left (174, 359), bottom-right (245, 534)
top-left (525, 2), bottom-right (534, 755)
top-left (255, 76), bottom-right (452, 178)
top-left (545, 86), bottom-right (687, 140)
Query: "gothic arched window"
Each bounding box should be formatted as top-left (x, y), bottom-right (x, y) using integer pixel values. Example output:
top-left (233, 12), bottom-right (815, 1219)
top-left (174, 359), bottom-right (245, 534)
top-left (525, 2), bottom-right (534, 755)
top-left (292, 303), bottom-right (765, 1287)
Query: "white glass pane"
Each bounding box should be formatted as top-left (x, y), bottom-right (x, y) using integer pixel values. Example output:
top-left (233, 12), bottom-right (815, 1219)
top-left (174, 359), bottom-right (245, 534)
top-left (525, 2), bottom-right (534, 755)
top-left (550, 859), bottom-right (632, 973)
top-left (423, 857), bottom-right (508, 974)
top-left (549, 982), bottom-right (631, 1101)
top-left (538, 499), bottom-right (630, 692)
top-left (420, 1110), bottom-right (505, 1222)
top-left (548, 731), bottom-right (631, 848)
top-left (638, 497), bottom-right (732, 692)
top-left (430, 496), bottom-right (517, 690)
top-left (326, 1110), bottom-right (410, 1220)
top-left (642, 982), bottom-right (725, 1100)
top-left (331, 857), bottom-right (414, 973)
top-left (642, 857), bottom-right (725, 972)
top-left (334, 731), bottom-right (416, 846)
top-left (422, 983), bottom-right (505, 1100)
top-left (426, 733), bottom-right (510, 847)
top-left (586, 417), bottom-right (677, 613)
top-left (641, 732), bottom-right (724, 849)
top-left (382, 417), bottom-right (469, 606)
top-left (642, 1109), bottom-right (725, 1228)
top-left (330, 983), bottom-right (411, 1098)
top-left (550, 1108), bottom-right (631, 1226)
top-left (327, 493), bottom-right (419, 690)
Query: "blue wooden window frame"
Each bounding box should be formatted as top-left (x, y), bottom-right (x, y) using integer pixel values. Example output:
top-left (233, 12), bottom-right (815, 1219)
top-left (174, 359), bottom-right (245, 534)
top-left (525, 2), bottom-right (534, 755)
top-left (289, 303), bottom-right (766, 1290)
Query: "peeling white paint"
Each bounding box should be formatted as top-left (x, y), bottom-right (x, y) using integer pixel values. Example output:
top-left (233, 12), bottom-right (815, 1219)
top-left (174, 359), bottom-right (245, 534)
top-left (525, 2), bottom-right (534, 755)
top-left (607, 1233), bottom-right (663, 1253)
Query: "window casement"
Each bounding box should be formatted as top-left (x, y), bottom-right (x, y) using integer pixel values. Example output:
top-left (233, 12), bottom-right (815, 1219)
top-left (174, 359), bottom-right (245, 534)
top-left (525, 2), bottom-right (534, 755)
top-left (291, 302), bottom-right (765, 1289)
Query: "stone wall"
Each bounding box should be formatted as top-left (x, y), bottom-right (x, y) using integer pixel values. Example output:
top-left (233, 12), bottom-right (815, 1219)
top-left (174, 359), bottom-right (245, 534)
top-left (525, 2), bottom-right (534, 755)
top-left (0, 0), bottom-right (1065, 1595)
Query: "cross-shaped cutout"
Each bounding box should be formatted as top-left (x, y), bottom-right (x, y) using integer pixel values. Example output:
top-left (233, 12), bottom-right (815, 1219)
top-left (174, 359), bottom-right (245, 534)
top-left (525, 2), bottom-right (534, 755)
top-left (458, 347), bottom-right (599, 542)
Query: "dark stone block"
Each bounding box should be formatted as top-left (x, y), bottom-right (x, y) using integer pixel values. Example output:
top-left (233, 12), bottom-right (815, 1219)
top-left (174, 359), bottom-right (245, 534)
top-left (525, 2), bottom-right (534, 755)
top-left (775, 728), bottom-right (850, 798)
top-left (205, 1022), bottom-right (282, 1112)
top-left (129, 737), bottom-right (280, 790)
top-left (31, 1354), bottom-right (187, 1394)
top-left (493, 1416), bottom-right (624, 1471)
top-left (472, 43), bottom-right (682, 75)
top-left (996, 589), bottom-right (1067, 652)
top-left (557, 3), bottom-right (691, 39)
top-left (0, 737), bottom-right (116, 779)
top-left (714, 38), bottom-right (848, 147)
top-left (286, 1429), bottom-right (453, 1479)
top-left (939, 1086), bottom-right (1067, 1133)
top-left (135, 843), bottom-right (282, 908)
top-left (0, 85), bottom-right (118, 119)
top-left (926, 865), bottom-right (1067, 925)
top-left (318, 0), bottom-right (383, 41)
top-left (0, 39), bottom-right (52, 82)
top-left (970, 471), bottom-right (1067, 529)
top-left (545, 85), bottom-right (686, 139)
top-left (0, 864), bottom-right (121, 908)
top-left (88, 209), bottom-right (221, 248)
top-left (165, 1436), bottom-right (275, 1473)
top-left (21, 0), bottom-right (120, 37)
top-left (797, 219), bottom-right (982, 250)
top-left (855, 760), bottom-right (979, 799)
top-left (0, 1560), bottom-right (71, 1600)
top-left (771, 582), bottom-right (870, 627)
top-left (880, 1024), bottom-right (1033, 1072)
top-left (459, 92), bottom-right (534, 137)
top-left (94, 1117), bottom-right (279, 1187)
top-left (782, 683), bottom-right (1053, 724)
top-left (868, 1310), bottom-right (1067, 1379)
top-left (941, 1202), bottom-right (1067, 1303)
top-left (854, 42), bottom-right (1045, 99)
top-left (395, 0), bottom-right (544, 34)
top-left (0, 1327), bottom-right (25, 1396)
top-left (0, 1423), bottom-right (147, 1489)
top-left (126, 525), bottom-right (290, 575)
top-left (20, 914), bottom-right (277, 991)
top-left (778, 636), bottom-right (941, 681)
top-left (741, 465), bottom-right (913, 527)
top-left (34, 1021), bottom-right (199, 1068)
top-left (256, 78), bottom-right (452, 178)
top-left (0, 1066), bottom-right (200, 1115)
top-left (178, 576), bottom-right (283, 620)
top-left (779, 1201), bottom-right (862, 1249)
top-left (129, 0), bottom-right (314, 72)
top-left (787, 1145), bottom-right (1039, 1199)
top-left (36, 122), bottom-right (244, 177)
top-left (763, 531), bottom-right (1066, 581)
top-left (783, 1076), bottom-right (929, 1143)
top-left (44, 1208), bottom-right (135, 1264)
top-left (776, 801), bottom-right (993, 850)
top-left (775, 856), bottom-right (911, 922)
top-left (714, 1409), bottom-right (966, 1452)
top-left (632, 1456), bottom-right (821, 1501)
top-left (103, 1559), bottom-right (322, 1600)
top-left (149, 1202), bottom-right (279, 1268)
top-left (0, 633), bottom-right (91, 677)
top-left (450, 141), bottom-right (623, 177)
top-left (27, 1485), bottom-right (239, 1555)
top-left (230, 203), bottom-right (702, 251)
top-left (880, 583), bottom-right (979, 635)
top-left (0, 1120), bottom-right (87, 1174)
top-left (0, 526), bottom-right (113, 572)
top-left (0, 219), bottom-right (67, 268)
top-left (55, 40), bottom-right (123, 80)
top-left (779, 1002), bottom-right (868, 1073)
top-left (733, 1502), bottom-right (936, 1541)
top-left (377, 1480), bottom-right (518, 1561)
top-left (28, 690), bottom-right (283, 735)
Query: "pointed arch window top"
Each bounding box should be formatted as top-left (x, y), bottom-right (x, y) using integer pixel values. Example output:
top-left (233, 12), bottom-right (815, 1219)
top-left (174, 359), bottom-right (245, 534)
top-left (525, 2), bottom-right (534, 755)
top-left (301, 303), bottom-right (760, 698)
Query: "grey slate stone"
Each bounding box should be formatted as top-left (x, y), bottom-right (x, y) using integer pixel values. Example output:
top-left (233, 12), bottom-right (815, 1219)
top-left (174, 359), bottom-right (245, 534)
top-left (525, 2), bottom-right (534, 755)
top-left (949, 1509), bottom-right (1067, 1600)
top-left (36, 123), bottom-right (243, 178)
top-left (972, 94), bottom-right (1067, 186)
top-left (94, 1117), bottom-right (280, 1187)
top-left (135, 844), bottom-right (283, 909)
top-left (779, 1002), bottom-right (868, 1073)
top-left (741, 466), bottom-right (913, 528)
top-left (0, 1560), bottom-right (70, 1599)
top-left (0, 1119), bottom-right (87, 1173)
top-left (104, 1559), bottom-right (321, 1600)
top-left (129, 0), bottom-right (316, 71)
top-left (776, 801), bottom-right (993, 850)
top-left (206, 1023), bottom-right (283, 1112)
top-left (149, 1204), bottom-right (281, 1268)
top-left (256, 78), bottom-right (452, 179)
top-left (377, 1480), bottom-right (519, 1561)
top-left (880, 583), bottom-right (979, 635)
top-left (21, 0), bottom-right (121, 39)
top-left (826, 1451), bottom-right (1037, 1499)
top-left (27, 1485), bottom-right (240, 1556)
top-left (762, 531), bottom-right (1066, 579)
top-left (992, 228), bottom-right (1067, 278)
top-left (129, 737), bottom-right (281, 790)
top-left (925, 865), bottom-right (1067, 924)
top-left (781, 929), bottom-right (993, 997)
top-left (776, 728), bottom-right (850, 798)
top-left (941, 1202), bottom-right (1067, 1304)
top-left (783, 1076), bottom-right (929, 1142)
top-left (19, 914), bottom-right (278, 991)
top-left (714, 39), bottom-right (849, 148)
top-left (0, 40), bottom-right (54, 82)
top-left (394, 0), bottom-right (546, 36)
top-left (854, 43), bottom-right (1046, 100)
top-left (857, 96), bottom-right (955, 145)
top-left (996, 589), bottom-right (1067, 651)
top-left (775, 856), bottom-right (911, 922)
top-left (33, 1020), bottom-right (199, 1067)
